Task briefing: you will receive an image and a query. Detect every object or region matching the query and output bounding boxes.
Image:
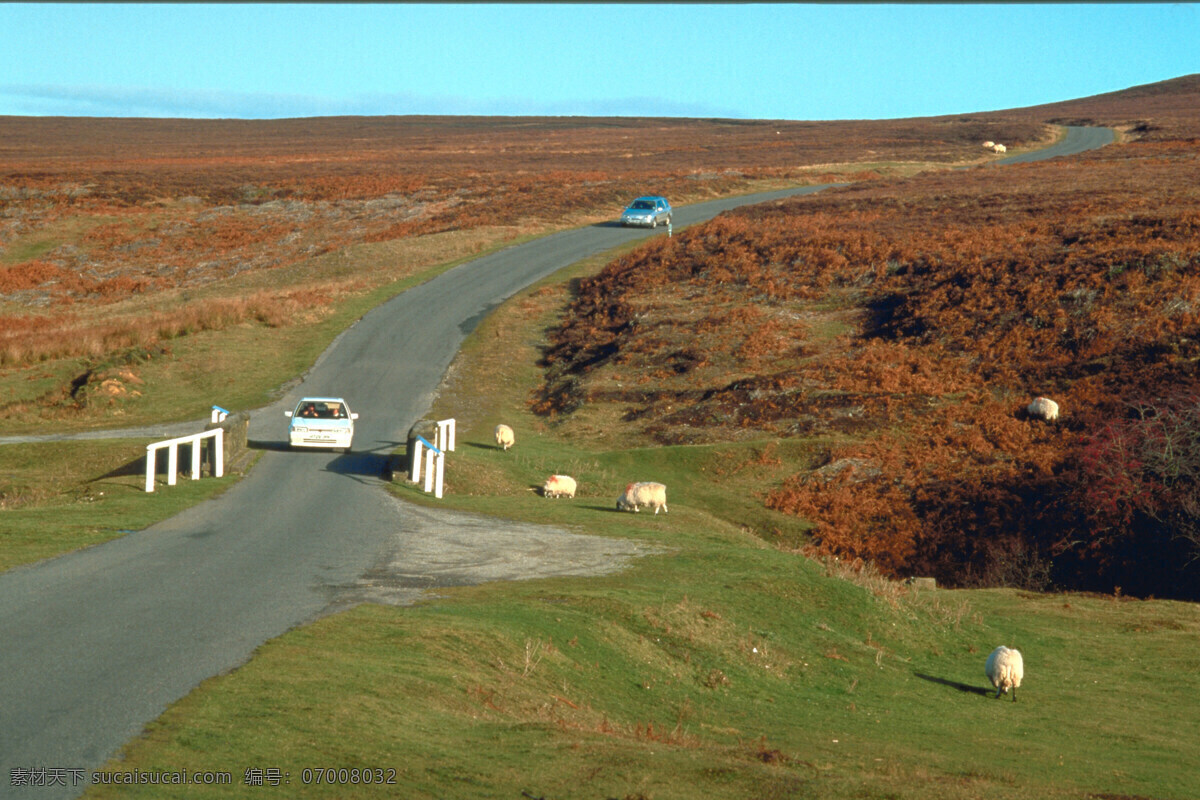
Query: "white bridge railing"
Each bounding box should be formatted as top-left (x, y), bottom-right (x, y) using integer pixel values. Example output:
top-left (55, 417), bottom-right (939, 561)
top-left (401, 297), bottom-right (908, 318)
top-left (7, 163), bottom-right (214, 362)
top-left (409, 418), bottom-right (455, 499)
top-left (145, 428), bottom-right (224, 492)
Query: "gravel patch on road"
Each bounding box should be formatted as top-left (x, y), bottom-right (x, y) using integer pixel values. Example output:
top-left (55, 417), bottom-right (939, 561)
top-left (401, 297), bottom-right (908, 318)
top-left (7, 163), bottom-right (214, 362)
top-left (325, 497), bottom-right (663, 611)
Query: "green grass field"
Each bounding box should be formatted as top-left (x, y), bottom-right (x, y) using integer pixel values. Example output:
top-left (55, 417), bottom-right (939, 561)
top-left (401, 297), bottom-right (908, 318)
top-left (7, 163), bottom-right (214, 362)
top-left (74, 248), bottom-right (1200, 800)
top-left (0, 439), bottom-right (244, 571)
top-left (80, 535), bottom-right (1200, 800)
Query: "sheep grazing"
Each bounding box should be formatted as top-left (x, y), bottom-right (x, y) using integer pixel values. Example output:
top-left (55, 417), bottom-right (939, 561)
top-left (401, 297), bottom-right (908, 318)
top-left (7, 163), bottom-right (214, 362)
top-left (982, 140), bottom-right (995, 149)
top-left (1027, 396), bottom-right (1060, 422)
top-left (542, 474), bottom-right (577, 499)
top-left (985, 645), bottom-right (1024, 701)
top-left (616, 481), bottom-right (668, 514)
top-left (992, 143), bottom-right (1007, 154)
top-left (494, 423), bottom-right (515, 451)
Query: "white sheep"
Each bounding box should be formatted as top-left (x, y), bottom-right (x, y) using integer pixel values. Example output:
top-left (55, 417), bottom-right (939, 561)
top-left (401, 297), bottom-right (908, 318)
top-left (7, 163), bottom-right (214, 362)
top-left (992, 143), bottom-right (1007, 154)
top-left (1027, 396), bottom-right (1059, 421)
top-left (616, 481), bottom-right (668, 514)
top-left (542, 474), bottom-right (577, 499)
top-left (985, 645), bottom-right (1024, 701)
top-left (494, 423), bottom-right (515, 451)
top-left (982, 140), bottom-right (995, 149)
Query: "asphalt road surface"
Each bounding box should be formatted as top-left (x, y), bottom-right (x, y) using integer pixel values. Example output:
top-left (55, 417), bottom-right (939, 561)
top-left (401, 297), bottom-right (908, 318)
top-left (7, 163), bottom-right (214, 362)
top-left (995, 125), bottom-right (1115, 164)
top-left (0, 127), bottom-right (1109, 799)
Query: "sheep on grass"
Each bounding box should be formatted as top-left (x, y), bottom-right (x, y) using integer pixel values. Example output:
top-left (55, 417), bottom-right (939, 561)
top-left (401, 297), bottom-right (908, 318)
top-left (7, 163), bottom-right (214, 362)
top-left (985, 645), bottom-right (1024, 701)
top-left (494, 424), bottom-right (515, 451)
top-left (616, 482), bottom-right (668, 514)
top-left (542, 474), bottom-right (577, 499)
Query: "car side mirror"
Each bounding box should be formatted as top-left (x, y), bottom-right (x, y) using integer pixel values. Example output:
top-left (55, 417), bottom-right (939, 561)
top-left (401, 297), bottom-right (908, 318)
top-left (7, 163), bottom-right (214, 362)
top-left (284, 411), bottom-right (293, 417)
top-left (351, 413), bottom-right (360, 420)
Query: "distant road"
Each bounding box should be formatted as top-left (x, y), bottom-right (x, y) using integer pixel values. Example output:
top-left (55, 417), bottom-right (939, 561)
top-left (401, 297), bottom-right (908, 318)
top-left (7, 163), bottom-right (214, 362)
top-left (0, 126), bottom-right (1112, 799)
top-left (995, 124), bottom-right (1115, 164)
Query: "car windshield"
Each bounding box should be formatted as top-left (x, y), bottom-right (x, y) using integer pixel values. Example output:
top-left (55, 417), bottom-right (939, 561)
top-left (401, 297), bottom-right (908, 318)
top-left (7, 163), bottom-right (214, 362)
top-left (630, 200), bottom-right (654, 210)
top-left (297, 402), bottom-right (346, 419)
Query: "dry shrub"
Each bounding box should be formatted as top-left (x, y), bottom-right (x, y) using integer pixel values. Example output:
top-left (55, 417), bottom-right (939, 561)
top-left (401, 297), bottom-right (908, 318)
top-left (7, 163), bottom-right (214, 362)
top-left (534, 116), bottom-right (1200, 598)
top-left (0, 286), bottom-right (340, 367)
top-left (769, 466), bottom-right (920, 575)
top-left (0, 260), bottom-right (70, 293)
top-left (245, 288), bottom-right (336, 327)
top-left (1057, 396), bottom-right (1200, 597)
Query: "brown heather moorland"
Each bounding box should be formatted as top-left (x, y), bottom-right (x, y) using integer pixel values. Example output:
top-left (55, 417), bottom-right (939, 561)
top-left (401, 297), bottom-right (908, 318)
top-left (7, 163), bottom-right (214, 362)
top-left (533, 75), bottom-right (1200, 600)
top-left (0, 113), bottom-right (1041, 409)
top-left (3, 77), bottom-right (1199, 599)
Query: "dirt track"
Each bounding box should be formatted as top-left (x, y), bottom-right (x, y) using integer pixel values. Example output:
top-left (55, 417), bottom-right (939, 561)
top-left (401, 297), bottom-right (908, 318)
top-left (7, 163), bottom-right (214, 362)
top-left (326, 499), bottom-right (663, 612)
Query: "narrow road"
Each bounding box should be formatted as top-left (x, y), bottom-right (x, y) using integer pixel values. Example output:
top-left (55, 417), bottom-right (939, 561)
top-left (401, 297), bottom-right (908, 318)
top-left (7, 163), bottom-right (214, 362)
top-left (996, 124), bottom-right (1114, 164)
top-left (0, 127), bottom-right (1110, 798)
top-left (0, 184), bottom-right (831, 800)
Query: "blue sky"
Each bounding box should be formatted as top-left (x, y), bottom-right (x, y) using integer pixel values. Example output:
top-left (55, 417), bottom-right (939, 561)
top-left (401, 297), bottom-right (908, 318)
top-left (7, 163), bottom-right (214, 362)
top-left (2, 3), bottom-right (1197, 121)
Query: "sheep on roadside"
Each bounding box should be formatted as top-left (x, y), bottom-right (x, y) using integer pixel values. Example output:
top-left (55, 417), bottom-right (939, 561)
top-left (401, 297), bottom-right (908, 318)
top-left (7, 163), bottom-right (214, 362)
top-left (1027, 396), bottom-right (1060, 421)
top-left (992, 143), bottom-right (1007, 153)
top-left (982, 140), bottom-right (995, 149)
top-left (985, 645), bottom-right (1024, 701)
top-left (616, 481), bottom-right (668, 514)
top-left (494, 424), bottom-right (515, 451)
top-left (542, 474), bottom-right (577, 499)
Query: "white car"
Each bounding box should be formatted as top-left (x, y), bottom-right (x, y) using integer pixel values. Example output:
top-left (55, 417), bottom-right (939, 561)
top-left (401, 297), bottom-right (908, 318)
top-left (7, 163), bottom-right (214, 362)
top-left (285, 397), bottom-right (358, 451)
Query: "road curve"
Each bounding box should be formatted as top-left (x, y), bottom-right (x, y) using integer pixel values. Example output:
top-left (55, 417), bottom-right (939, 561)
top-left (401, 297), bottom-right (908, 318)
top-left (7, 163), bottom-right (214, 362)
top-left (0, 127), bottom-right (1110, 799)
top-left (0, 184), bottom-right (832, 800)
top-left (995, 124), bottom-right (1115, 165)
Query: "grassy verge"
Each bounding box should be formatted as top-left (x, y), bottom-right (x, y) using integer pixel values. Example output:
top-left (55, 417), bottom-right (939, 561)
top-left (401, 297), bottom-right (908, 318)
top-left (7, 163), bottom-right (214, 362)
top-left (85, 570), bottom-right (1200, 800)
top-left (0, 439), bottom-right (246, 571)
top-left (82, 242), bottom-right (1200, 800)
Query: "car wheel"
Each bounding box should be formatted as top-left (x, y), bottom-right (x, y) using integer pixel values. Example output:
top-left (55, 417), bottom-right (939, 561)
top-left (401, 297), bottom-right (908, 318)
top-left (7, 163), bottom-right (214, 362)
top-left (650, 217), bottom-right (657, 228)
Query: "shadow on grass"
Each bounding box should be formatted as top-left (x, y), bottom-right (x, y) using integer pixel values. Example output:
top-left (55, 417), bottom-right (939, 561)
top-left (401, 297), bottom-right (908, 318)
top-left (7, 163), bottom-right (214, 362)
top-left (463, 440), bottom-right (509, 452)
top-left (914, 672), bottom-right (995, 698)
top-left (96, 440), bottom-right (224, 482)
top-left (95, 458), bottom-right (146, 480)
top-left (582, 503), bottom-right (647, 514)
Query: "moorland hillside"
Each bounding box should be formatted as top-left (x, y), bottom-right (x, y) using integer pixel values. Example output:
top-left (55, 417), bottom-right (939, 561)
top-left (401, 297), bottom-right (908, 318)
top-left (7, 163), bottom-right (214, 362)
top-left (534, 75), bottom-right (1200, 600)
top-left (984, 72), bottom-right (1200, 141)
top-left (0, 113), bottom-right (1044, 367)
top-left (0, 107), bottom-right (1057, 441)
top-left (2, 77), bottom-right (1197, 600)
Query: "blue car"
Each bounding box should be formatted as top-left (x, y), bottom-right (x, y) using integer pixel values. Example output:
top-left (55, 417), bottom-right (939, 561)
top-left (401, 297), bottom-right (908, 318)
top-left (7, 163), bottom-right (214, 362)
top-left (620, 196), bottom-right (672, 228)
